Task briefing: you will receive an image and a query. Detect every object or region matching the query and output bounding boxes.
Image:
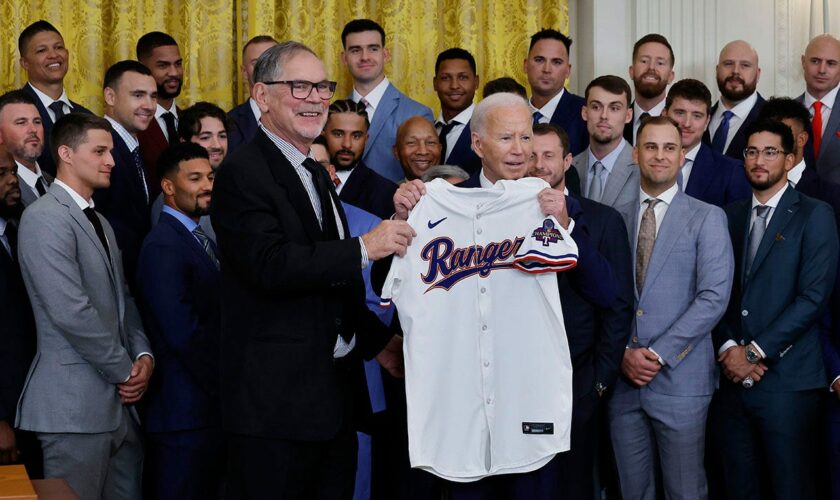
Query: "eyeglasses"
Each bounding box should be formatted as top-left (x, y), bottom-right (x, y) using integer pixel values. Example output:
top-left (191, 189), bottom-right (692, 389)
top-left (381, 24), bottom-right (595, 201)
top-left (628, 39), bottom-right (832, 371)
top-left (743, 147), bottom-right (789, 161)
top-left (263, 80), bottom-right (338, 99)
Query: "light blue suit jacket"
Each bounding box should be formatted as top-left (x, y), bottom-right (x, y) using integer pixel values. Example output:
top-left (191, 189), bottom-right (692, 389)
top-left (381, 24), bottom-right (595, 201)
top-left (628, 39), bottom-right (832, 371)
top-left (573, 140), bottom-right (640, 209)
top-left (354, 83), bottom-right (433, 183)
top-left (615, 188), bottom-right (734, 397)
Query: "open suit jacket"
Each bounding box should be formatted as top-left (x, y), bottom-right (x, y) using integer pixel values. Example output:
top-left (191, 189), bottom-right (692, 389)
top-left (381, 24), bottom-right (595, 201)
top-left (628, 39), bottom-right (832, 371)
top-left (685, 143), bottom-right (751, 207)
top-left (21, 83), bottom-right (93, 177)
top-left (15, 184), bottom-right (151, 433)
top-left (210, 130), bottom-right (395, 440)
top-left (572, 141), bottom-right (640, 209)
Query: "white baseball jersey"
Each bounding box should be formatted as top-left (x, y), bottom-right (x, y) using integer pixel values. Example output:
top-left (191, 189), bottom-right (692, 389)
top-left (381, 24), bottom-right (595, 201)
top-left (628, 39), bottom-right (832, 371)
top-left (380, 177), bottom-right (577, 482)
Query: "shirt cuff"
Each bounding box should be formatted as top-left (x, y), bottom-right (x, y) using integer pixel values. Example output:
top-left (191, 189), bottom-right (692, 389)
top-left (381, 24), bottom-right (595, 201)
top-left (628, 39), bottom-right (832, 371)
top-left (831, 375), bottom-right (840, 392)
top-left (718, 340), bottom-right (738, 356)
top-left (647, 347), bottom-right (665, 366)
top-left (359, 237), bottom-right (369, 269)
top-left (749, 341), bottom-right (766, 359)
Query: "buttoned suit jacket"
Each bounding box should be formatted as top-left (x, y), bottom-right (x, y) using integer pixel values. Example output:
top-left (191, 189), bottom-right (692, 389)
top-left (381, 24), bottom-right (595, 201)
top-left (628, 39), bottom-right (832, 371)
top-left (15, 184), bottom-right (151, 432)
top-left (339, 162), bottom-right (398, 220)
top-left (210, 130), bottom-right (395, 440)
top-left (572, 141), bottom-right (640, 209)
top-left (796, 92), bottom-right (840, 185)
top-left (615, 189), bottom-right (734, 396)
top-left (548, 91), bottom-right (589, 156)
top-left (702, 93), bottom-right (766, 162)
top-left (713, 188), bottom-right (838, 391)
top-left (227, 101), bottom-right (259, 153)
top-left (21, 83), bottom-right (93, 177)
top-left (444, 120), bottom-right (482, 175)
top-left (685, 143), bottom-right (751, 207)
top-left (354, 83), bottom-right (434, 183)
top-left (17, 170), bottom-right (54, 208)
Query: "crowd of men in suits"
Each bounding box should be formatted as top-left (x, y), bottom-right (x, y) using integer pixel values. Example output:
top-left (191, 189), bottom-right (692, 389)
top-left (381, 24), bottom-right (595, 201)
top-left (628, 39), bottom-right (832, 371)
top-left (0, 15), bottom-right (839, 500)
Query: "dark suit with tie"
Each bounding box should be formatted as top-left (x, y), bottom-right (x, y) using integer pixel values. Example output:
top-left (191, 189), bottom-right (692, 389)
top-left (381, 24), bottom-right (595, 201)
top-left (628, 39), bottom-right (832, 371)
top-left (443, 121), bottom-right (482, 175)
top-left (227, 100), bottom-right (259, 153)
top-left (211, 130), bottom-right (396, 498)
top-left (684, 143), bottom-right (751, 207)
top-left (711, 187), bottom-right (839, 500)
top-left (547, 91), bottom-right (589, 156)
top-left (137, 116), bottom-right (176, 199)
top-left (93, 130), bottom-right (151, 293)
top-left (17, 169), bottom-right (53, 208)
top-left (136, 210), bottom-right (223, 500)
top-left (338, 162), bottom-right (398, 220)
top-left (21, 83), bottom-right (93, 177)
top-left (797, 92), bottom-right (840, 184)
top-left (702, 93), bottom-right (766, 161)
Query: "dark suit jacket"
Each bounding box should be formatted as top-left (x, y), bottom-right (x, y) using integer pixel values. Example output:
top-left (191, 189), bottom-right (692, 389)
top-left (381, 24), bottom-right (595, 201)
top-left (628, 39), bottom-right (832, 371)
top-left (702, 93), bottom-right (766, 161)
top-left (93, 131), bottom-right (151, 292)
top-left (549, 91), bottom-right (589, 156)
top-left (137, 116), bottom-right (177, 200)
top-left (444, 121), bottom-right (482, 175)
top-left (685, 143), bottom-right (751, 207)
top-left (339, 162), bottom-right (398, 220)
top-left (0, 221), bottom-right (35, 424)
top-left (558, 194), bottom-right (634, 399)
top-left (714, 187), bottom-right (839, 391)
top-left (210, 130), bottom-right (394, 440)
top-left (21, 83), bottom-right (93, 177)
top-left (227, 101), bottom-right (259, 153)
top-left (136, 211), bottom-right (221, 433)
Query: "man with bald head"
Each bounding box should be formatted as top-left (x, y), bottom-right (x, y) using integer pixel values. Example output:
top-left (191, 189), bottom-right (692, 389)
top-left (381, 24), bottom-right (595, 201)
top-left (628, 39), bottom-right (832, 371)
top-left (704, 40), bottom-right (765, 161)
top-left (393, 116), bottom-right (442, 181)
top-left (228, 35), bottom-right (278, 151)
top-left (798, 34), bottom-right (840, 184)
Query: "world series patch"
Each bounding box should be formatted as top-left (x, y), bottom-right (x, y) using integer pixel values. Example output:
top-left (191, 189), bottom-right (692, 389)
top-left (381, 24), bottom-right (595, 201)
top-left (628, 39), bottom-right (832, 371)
top-left (532, 219), bottom-right (563, 246)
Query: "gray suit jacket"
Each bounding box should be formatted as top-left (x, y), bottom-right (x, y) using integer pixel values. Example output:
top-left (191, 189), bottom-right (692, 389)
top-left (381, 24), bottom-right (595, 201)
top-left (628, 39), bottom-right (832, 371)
top-left (797, 92), bottom-right (840, 184)
top-left (615, 189), bottom-right (734, 396)
top-left (573, 140), bottom-right (640, 208)
top-left (15, 183), bottom-right (151, 433)
top-left (17, 168), bottom-right (53, 208)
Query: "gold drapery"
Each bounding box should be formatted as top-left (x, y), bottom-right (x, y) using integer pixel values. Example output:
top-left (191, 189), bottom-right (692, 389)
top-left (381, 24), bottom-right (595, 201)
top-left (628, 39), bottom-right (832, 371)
top-left (1, 1), bottom-right (568, 114)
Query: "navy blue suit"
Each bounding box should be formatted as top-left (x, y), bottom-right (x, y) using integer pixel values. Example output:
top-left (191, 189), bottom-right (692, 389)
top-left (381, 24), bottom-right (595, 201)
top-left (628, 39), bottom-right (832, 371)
top-left (548, 91), bottom-right (589, 156)
top-left (711, 187), bottom-right (839, 500)
top-left (227, 100), bottom-right (259, 153)
top-left (702, 94), bottom-right (766, 161)
top-left (92, 131), bottom-right (151, 293)
top-left (338, 162), bottom-right (398, 220)
top-left (684, 143), bottom-right (751, 207)
top-left (21, 83), bottom-right (93, 177)
top-left (136, 210), bottom-right (223, 499)
top-left (444, 121), bottom-right (482, 175)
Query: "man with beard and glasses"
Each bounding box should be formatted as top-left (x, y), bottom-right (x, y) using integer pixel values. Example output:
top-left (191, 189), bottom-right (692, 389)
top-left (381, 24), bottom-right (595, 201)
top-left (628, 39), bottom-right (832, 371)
top-left (0, 91), bottom-right (52, 207)
top-left (136, 142), bottom-right (224, 500)
top-left (0, 145), bottom-right (42, 478)
top-left (623, 34), bottom-right (675, 144)
top-left (703, 40), bottom-right (765, 161)
top-left (797, 34), bottom-right (840, 184)
top-left (323, 99), bottom-right (397, 219)
top-left (393, 116), bottom-right (442, 182)
top-left (573, 75), bottom-right (639, 209)
top-left (137, 31), bottom-right (184, 196)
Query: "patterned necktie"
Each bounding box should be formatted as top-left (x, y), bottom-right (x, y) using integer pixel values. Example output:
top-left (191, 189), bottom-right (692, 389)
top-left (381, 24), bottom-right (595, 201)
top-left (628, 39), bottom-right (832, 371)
top-left (360, 97), bottom-right (372, 122)
top-left (0, 222), bottom-right (14, 259)
top-left (587, 161), bottom-right (604, 202)
top-left (437, 120), bottom-right (459, 160)
top-left (131, 147), bottom-right (149, 204)
top-left (533, 110), bottom-right (544, 126)
top-left (161, 112), bottom-right (179, 144)
top-left (812, 101), bottom-right (824, 160)
top-left (48, 101), bottom-right (66, 122)
top-left (35, 176), bottom-right (48, 196)
top-left (711, 110), bottom-right (734, 154)
top-left (193, 226), bottom-right (220, 270)
top-left (746, 205), bottom-right (770, 276)
top-left (635, 198), bottom-right (660, 292)
top-left (302, 158), bottom-right (339, 240)
top-left (82, 207), bottom-right (111, 261)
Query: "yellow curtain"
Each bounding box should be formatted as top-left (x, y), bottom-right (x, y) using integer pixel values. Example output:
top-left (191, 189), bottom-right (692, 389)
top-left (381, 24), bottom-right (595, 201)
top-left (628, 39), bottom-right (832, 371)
top-left (1, 1), bottom-right (568, 115)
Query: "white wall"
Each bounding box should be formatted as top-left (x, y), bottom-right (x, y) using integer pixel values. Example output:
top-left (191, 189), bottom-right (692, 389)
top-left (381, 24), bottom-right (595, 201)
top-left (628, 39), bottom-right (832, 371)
top-left (568, 0), bottom-right (840, 100)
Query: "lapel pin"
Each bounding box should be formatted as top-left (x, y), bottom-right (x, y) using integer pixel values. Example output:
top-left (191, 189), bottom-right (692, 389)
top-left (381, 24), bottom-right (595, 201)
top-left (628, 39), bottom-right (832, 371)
top-left (775, 233), bottom-right (784, 241)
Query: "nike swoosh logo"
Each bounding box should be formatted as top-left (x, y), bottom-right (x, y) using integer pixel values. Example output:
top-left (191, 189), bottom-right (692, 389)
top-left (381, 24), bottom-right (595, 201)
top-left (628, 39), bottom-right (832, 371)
top-left (428, 217), bottom-right (447, 229)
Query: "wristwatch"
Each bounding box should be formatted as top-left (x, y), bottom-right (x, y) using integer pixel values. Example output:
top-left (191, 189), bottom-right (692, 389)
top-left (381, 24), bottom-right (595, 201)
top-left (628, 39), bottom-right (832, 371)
top-left (745, 344), bottom-right (761, 364)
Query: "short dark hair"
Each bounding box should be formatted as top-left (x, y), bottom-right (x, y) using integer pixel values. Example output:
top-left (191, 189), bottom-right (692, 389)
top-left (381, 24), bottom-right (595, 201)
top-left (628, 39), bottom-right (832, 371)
top-left (18, 20), bottom-right (61, 55)
top-left (743, 119), bottom-right (795, 155)
top-left (0, 90), bottom-right (38, 115)
top-left (312, 135), bottom-right (328, 148)
top-left (50, 113), bottom-right (112, 165)
top-left (529, 29), bottom-right (573, 53)
top-left (665, 79), bottom-right (712, 116)
top-left (435, 48), bottom-right (476, 75)
top-left (103, 60), bottom-right (152, 90)
top-left (483, 77), bottom-right (527, 99)
top-left (341, 19), bottom-right (385, 48)
top-left (178, 102), bottom-right (229, 142)
top-left (758, 97), bottom-right (812, 135)
top-left (584, 75), bottom-right (632, 106)
top-left (136, 31), bottom-right (178, 61)
top-left (242, 35), bottom-right (278, 55)
top-left (327, 99), bottom-right (370, 130)
top-left (156, 141), bottom-right (209, 180)
top-left (632, 33), bottom-right (675, 67)
top-left (636, 115), bottom-right (680, 143)
top-left (533, 123), bottom-right (571, 156)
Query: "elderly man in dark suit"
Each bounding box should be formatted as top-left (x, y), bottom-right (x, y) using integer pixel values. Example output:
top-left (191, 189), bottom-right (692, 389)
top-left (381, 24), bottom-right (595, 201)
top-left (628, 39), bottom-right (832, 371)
top-left (211, 41), bottom-right (413, 499)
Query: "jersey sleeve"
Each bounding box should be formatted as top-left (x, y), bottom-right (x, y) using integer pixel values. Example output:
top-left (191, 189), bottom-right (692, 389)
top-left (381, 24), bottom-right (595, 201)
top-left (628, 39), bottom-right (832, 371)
top-left (513, 215), bottom-right (579, 274)
top-left (379, 256), bottom-right (402, 308)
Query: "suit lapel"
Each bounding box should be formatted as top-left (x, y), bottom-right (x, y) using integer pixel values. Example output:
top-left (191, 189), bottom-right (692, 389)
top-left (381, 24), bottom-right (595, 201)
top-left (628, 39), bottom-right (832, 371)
top-left (638, 191), bottom-right (690, 302)
top-left (364, 84), bottom-right (398, 155)
top-left (448, 121), bottom-right (473, 164)
top-left (819, 99), bottom-right (840, 158)
top-left (50, 186), bottom-right (117, 283)
top-left (600, 144), bottom-right (633, 206)
top-left (685, 145), bottom-right (715, 198)
top-left (550, 91), bottom-right (574, 125)
top-left (162, 213), bottom-right (219, 273)
top-left (746, 187), bottom-right (799, 283)
top-left (702, 102), bottom-right (719, 146)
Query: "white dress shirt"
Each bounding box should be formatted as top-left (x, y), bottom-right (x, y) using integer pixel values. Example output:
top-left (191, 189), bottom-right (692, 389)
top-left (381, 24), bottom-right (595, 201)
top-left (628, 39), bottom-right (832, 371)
top-left (16, 160), bottom-right (46, 195)
top-left (530, 89), bottom-right (565, 124)
top-left (28, 83), bottom-right (73, 122)
top-left (352, 77), bottom-right (390, 123)
top-left (632, 99), bottom-right (666, 143)
top-left (787, 158), bottom-right (807, 187)
top-left (681, 142), bottom-right (702, 188)
top-left (154, 102), bottom-right (179, 142)
top-left (248, 97), bottom-right (261, 122)
top-left (436, 103), bottom-right (474, 161)
top-left (709, 92), bottom-right (759, 154)
top-left (804, 83), bottom-right (840, 137)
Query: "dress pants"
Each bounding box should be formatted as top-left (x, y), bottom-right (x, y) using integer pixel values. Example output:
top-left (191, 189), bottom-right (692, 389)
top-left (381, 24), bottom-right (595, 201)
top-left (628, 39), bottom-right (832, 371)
top-left (145, 426), bottom-right (225, 500)
top-left (557, 390), bottom-right (598, 500)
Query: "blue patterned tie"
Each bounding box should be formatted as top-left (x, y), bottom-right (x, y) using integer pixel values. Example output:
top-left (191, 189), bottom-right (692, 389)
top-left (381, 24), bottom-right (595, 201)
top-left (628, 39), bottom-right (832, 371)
top-left (131, 147), bottom-right (149, 204)
top-left (193, 226), bottom-right (220, 269)
top-left (711, 110), bottom-right (734, 154)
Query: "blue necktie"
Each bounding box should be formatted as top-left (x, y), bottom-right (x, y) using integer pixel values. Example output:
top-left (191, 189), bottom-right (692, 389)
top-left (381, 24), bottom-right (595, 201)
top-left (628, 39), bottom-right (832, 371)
top-left (711, 110), bottom-right (734, 154)
top-left (533, 111), bottom-right (544, 126)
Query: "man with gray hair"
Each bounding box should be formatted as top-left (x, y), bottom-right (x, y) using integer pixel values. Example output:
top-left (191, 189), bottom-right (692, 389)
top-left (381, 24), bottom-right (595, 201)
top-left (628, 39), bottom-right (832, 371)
top-left (210, 41), bottom-right (414, 499)
top-left (420, 164), bottom-right (469, 183)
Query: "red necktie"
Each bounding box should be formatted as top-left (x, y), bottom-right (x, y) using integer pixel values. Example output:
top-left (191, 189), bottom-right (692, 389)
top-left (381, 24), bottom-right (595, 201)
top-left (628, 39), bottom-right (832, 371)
top-left (813, 101), bottom-right (823, 160)
top-left (333, 176), bottom-right (341, 188)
